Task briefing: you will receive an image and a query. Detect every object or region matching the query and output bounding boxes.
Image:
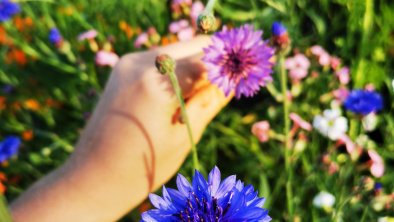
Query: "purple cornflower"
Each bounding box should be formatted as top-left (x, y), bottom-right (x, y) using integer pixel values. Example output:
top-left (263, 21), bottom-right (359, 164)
top-left (344, 89), bottom-right (383, 115)
top-left (48, 28), bottom-right (63, 45)
top-left (0, 136), bottom-right (21, 163)
top-left (0, 0), bottom-right (20, 22)
top-left (202, 25), bottom-right (274, 98)
top-left (141, 166), bottom-right (271, 222)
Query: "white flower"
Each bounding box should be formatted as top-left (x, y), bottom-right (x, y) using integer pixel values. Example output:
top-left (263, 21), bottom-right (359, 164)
top-left (362, 112), bottom-right (378, 132)
top-left (313, 191), bottom-right (335, 209)
top-left (313, 109), bottom-right (348, 140)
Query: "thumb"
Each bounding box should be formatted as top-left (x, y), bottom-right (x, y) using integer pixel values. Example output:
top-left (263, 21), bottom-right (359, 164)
top-left (183, 83), bottom-right (233, 140)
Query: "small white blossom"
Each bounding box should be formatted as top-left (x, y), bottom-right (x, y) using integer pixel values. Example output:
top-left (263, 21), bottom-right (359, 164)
top-left (313, 191), bottom-right (335, 209)
top-left (313, 109), bottom-right (348, 140)
top-left (362, 112), bottom-right (378, 132)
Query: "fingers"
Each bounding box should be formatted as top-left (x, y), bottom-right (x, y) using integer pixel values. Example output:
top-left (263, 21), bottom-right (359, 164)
top-left (183, 84), bottom-right (233, 140)
top-left (153, 35), bottom-right (211, 60)
top-left (175, 53), bottom-right (210, 98)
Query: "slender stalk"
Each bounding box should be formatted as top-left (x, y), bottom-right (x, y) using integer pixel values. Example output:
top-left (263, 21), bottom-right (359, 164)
top-left (205, 0), bottom-right (217, 13)
top-left (167, 72), bottom-right (200, 172)
top-left (354, 0), bottom-right (373, 87)
top-left (0, 196), bottom-right (13, 222)
top-left (279, 55), bottom-right (294, 220)
top-left (349, 118), bottom-right (360, 140)
top-left (360, 205), bottom-right (369, 222)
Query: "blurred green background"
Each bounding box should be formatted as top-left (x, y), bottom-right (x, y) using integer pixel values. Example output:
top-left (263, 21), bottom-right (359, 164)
top-left (1, 0), bottom-right (393, 221)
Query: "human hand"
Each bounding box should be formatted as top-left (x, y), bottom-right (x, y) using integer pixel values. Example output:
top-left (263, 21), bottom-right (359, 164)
top-left (11, 36), bottom-right (232, 222)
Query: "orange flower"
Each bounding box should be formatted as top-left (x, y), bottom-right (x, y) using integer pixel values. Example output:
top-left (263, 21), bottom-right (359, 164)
top-left (161, 34), bottom-right (178, 46)
top-left (14, 16), bottom-right (34, 32)
top-left (119, 20), bottom-right (134, 39)
top-left (0, 96), bottom-right (6, 110)
top-left (0, 172), bottom-right (6, 194)
top-left (161, 36), bottom-right (170, 46)
top-left (24, 99), bottom-right (40, 111)
top-left (0, 26), bottom-right (12, 45)
top-left (22, 130), bottom-right (34, 141)
top-left (5, 48), bottom-right (27, 66)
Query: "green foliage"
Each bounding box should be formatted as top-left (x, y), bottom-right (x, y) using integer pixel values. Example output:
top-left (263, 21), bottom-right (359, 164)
top-left (1, 0), bottom-right (393, 221)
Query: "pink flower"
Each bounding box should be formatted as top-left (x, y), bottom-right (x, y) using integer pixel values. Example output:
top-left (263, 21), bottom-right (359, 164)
top-left (177, 27), bottom-right (195, 41)
top-left (333, 87), bottom-right (350, 104)
top-left (285, 54), bottom-right (310, 81)
top-left (319, 52), bottom-right (331, 66)
top-left (169, 20), bottom-right (195, 41)
top-left (330, 56), bottom-right (341, 70)
top-left (251, 121), bottom-right (270, 143)
top-left (95, 50), bottom-right (119, 67)
top-left (169, 19), bottom-right (189, 33)
top-left (290, 113), bottom-right (312, 131)
top-left (310, 45), bottom-right (330, 66)
top-left (335, 67), bottom-right (350, 85)
top-left (78, 30), bottom-right (98, 41)
top-left (191, 1), bottom-right (205, 25)
top-left (368, 150), bottom-right (384, 178)
top-left (310, 45), bottom-right (326, 56)
top-left (328, 162), bottom-right (339, 175)
top-left (365, 83), bottom-right (375, 91)
top-left (134, 32), bottom-right (149, 48)
top-left (338, 134), bottom-right (356, 154)
top-left (172, 0), bottom-right (192, 5)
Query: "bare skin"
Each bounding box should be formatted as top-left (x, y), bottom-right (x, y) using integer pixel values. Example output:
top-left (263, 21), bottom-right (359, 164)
top-left (10, 36), bottom-right (232, 222)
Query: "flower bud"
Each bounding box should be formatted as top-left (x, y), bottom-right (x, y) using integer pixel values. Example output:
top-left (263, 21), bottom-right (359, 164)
top-left (197, 12), bottom-right (215, 33)
top-left (251, 121), bottom-right (270, 143)
top-left (155, 54), bottom-right (176, 75)
top-left (271, 22), bottom-right (290, 53)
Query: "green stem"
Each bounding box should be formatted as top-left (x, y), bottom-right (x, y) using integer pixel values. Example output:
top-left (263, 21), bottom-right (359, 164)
top-left (0, 196), bottom-right (13, 222)
top-left (349, 119), bottom-right (360, 140)
top-left (167, 72), bottom-right (199, 172)
top-left (205, 0), bottom-right (217, 13)
top-left (266, 83), bottom-right (283, 102)
top-left (360, 206), bottom-right (369, 222)
top-left (354, 0), bottom-right (373, 87)
top-left (279, 55), bottom-right (294, 220)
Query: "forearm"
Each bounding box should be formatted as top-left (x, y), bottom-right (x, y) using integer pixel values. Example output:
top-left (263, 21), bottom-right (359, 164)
top-left (10, 63), bottom-right (186, 222)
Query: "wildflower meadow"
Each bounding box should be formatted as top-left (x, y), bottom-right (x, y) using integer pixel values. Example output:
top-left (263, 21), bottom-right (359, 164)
top-left (1, 0), bottom-right (394, 221)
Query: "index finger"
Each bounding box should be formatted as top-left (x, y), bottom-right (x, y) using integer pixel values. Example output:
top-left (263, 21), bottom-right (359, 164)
top-left (152, 35), bottom-right (211, 61)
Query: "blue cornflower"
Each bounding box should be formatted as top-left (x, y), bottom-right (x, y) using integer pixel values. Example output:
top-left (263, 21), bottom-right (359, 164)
top-left (0, 136), bottom-right (21, 163)
top-left (141, 166), bottom-right (271, 222)
top-left (271, 22), bottom-right (287, 37)
top-left (344, 89), bottom-right (383, 115)
top-left (271, 22), bottom-right (290, 51)
top-left (49, 28), bottom-right (63, 45)
top-left (0, 0), bottom-right (20, 22)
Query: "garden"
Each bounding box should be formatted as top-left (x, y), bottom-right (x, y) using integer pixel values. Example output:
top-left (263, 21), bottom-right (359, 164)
top-left (0, 0), bottom-right (393, 221)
